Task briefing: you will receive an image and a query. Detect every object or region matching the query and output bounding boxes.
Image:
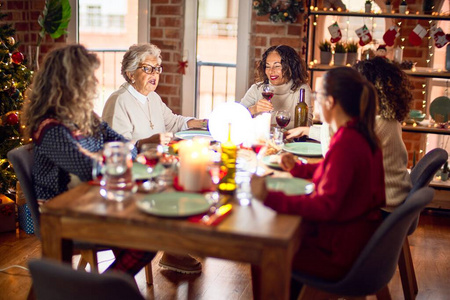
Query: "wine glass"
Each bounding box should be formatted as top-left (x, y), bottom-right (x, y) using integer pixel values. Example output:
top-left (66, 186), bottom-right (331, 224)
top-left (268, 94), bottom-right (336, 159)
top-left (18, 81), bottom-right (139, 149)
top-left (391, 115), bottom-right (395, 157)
top-left (207, 151), bottom-right (227, 204)
top-left (136, 143), bottom-right (164, 188)
top-left (250, 139), bottom-right (268, 176)
top-left (275, 110), bottom-right (291, 132)
top-left (262, 84), bottom-right (275, 103)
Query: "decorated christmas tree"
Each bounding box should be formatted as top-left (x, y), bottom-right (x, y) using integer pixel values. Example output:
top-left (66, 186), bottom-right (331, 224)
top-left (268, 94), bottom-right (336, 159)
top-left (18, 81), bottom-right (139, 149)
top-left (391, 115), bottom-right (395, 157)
top-left (0, 10), bottom-right (33, 195)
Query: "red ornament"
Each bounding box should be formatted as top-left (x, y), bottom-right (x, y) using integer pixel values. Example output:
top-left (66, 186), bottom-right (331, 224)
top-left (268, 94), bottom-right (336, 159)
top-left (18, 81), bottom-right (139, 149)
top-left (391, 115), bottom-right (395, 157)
top-left (11, 51), bottom-right (24, 64)
top-left (5, 112), bottom-right (19, 125)
top-left (177, 60), bottom-right (188, 75)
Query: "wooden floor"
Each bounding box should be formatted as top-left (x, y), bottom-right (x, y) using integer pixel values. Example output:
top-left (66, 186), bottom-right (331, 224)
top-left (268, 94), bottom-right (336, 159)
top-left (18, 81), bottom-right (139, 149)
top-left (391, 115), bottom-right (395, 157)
top-left (1, 209), bottom-right (450, 300)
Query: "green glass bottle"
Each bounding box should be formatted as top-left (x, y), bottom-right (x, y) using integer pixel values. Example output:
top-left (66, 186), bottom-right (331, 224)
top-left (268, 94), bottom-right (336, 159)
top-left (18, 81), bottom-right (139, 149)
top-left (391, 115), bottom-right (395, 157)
top-left (218, 123), bottom-right (236, 195)
top-left (294, 88), bottom-right (308, 127)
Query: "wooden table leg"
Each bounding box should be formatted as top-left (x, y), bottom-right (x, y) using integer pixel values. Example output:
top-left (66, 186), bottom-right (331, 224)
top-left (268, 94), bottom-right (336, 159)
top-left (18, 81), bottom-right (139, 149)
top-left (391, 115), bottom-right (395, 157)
top-left (40, 214), bottom-right (72, 262)
top-left (252, 247), bottom-right (293, 300)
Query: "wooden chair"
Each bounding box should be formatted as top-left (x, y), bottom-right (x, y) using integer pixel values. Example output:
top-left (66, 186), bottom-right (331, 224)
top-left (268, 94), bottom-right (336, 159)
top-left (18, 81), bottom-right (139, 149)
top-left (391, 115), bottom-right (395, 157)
top-left (292, 187), bottom-right (435, 300)
top-left (29, 258), bottom-right (145, 300)
top-left (7, 145), bottom-right (153, 284)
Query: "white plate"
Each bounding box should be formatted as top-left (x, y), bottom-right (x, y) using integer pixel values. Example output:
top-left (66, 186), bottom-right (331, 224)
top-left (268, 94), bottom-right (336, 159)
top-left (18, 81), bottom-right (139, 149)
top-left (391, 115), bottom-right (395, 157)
top-left (266, 177), bottom-right (314, 196)
top-left (174, 130), bottom-right (214, 141)
top-left (132, 162), bottom-right (163, 180)
top-left (136, 192), bottom-right (212, 217)
top-left (283, 142), bottom-right (323, 157)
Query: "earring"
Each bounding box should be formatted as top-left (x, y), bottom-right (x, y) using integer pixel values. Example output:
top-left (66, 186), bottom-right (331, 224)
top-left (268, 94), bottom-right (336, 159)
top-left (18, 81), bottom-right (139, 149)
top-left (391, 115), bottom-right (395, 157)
top-left (131, 79), bottom-right (135, 84)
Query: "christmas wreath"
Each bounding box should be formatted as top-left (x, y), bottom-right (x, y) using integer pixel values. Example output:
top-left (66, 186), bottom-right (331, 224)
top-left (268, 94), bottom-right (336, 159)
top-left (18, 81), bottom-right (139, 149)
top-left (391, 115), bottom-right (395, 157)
top-left (253, 0), bottom-right (304, 23)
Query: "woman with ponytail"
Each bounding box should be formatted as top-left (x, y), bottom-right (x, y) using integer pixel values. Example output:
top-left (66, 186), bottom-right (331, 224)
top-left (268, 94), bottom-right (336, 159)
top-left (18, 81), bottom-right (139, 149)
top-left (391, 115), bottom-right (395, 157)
top-left (251, 67), bottom-right (385, 298)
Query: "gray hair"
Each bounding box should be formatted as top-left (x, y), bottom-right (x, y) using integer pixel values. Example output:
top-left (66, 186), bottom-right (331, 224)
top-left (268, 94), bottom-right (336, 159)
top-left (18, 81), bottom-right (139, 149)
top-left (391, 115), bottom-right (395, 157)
top-left (121, 43), bottom-right (162, 83)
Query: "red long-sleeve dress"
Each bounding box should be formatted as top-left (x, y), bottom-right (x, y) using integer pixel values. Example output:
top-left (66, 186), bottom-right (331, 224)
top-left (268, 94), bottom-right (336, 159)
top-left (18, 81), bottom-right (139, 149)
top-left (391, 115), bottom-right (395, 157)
top-left (264, 121), bottom-right (386, 280)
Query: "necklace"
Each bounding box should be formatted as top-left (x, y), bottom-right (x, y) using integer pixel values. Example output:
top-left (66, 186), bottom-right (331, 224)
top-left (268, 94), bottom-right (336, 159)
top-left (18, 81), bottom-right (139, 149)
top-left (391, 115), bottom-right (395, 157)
top-left (135, 97), bottom-right (154, 130)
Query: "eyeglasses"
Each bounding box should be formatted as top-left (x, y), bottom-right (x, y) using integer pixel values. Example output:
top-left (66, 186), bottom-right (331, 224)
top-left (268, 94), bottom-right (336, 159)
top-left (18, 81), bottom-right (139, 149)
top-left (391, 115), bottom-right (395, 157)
top-left (139, 64), bottom-right (163, 75)
top-left (312, 91), bottom-right (327, 104)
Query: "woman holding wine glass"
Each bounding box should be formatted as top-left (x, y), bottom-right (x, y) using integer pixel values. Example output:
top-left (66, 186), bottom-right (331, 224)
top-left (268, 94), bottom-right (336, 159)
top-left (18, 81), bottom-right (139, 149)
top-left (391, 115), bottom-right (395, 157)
top-left (240, 45), bottom-right (313, 130)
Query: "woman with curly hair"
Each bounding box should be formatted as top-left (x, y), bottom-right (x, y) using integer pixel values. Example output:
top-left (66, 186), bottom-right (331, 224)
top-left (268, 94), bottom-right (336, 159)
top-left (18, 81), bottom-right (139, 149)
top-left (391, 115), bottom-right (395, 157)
top-left (240, 45), bottom-right (313, 129)
top-left (22, 44), bottom-right (155, 277)
top-left (287, 57), bottom-right (413, 208)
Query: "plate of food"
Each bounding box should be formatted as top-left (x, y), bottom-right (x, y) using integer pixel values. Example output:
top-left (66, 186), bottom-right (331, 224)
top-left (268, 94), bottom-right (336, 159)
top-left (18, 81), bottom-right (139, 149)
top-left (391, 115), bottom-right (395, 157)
top-left (283, 142), bottom-right (323, 157)
top-left (136, 192), bottom-right (212, 217)
top-left (266, 177), bottom-right (314, 196)
top-left (174, 130), bottom-right (214, 141)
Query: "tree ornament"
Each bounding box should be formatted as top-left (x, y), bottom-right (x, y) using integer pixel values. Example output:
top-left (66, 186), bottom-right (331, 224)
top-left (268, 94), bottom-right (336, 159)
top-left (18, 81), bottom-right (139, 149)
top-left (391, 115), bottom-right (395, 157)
top-left (430, 26), bottom-right (450, 49)
top-left (383, 26), bottom-right (399, 47)
top-left (253, 0), bottom-right (304, 23)
top-left (11, 51), bottom-right (24, 64)
top-left (409, 24), bottom-right (427, 47)
top-left (328, 22), bottom-right (342, 43)
top-left (6, 36), bottom-right (15, 45)
top-left (4, 111), bottom-right (19, 126)
top-left (356, 25), bottom-right (372, 46)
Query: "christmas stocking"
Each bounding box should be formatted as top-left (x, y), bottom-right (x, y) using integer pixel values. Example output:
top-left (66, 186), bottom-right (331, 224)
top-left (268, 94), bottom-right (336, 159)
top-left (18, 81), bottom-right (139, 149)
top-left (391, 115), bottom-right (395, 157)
top-left (383, 26), bottom-right (399, 47)
top-left (328, 22), bottom-right (342, 43)
top-left (430, 26), bottom-right (450, 48)
top-left (409, 24), bottom-right (427, 46)
top-left (356, 25), bottom-right (373, 46)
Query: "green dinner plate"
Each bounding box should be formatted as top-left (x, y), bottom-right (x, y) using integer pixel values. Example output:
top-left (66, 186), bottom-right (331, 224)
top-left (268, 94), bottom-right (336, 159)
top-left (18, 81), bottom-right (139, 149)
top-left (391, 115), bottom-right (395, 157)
top-left (174, 130), bottom-right (214, 140)
top-left (282, 142), bottom-right (323, 157)
top-left (429, 96), bottom-right (450, 123)
top-left (266, 177), bottom-right (314, 196)
top-left (136, 192), bottom-right (212, 217)
top-left (262, 155), bottom-right (307, 170)
top-left (132, 162), bottom-right (163, 180)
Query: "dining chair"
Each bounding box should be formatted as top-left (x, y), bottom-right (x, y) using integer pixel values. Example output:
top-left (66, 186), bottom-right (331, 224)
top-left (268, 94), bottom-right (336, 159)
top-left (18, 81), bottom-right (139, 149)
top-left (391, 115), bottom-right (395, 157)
top-left (291, 187), bottom-right (435, 300)
top-left (28, 258), bottom-right (145, 300)
top-left (7, 145), bottom-right (153, 284)
top-left (397, 147), bottom-right (448, 300)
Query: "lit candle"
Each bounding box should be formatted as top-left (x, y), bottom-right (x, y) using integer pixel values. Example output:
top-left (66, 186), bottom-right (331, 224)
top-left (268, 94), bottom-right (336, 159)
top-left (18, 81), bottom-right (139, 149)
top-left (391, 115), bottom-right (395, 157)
top-left (178, 139), bottom-right (211, 192)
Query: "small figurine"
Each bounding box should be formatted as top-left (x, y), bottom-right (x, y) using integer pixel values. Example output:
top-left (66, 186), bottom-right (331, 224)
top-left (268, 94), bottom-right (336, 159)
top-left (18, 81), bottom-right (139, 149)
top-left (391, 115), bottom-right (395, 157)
top-left (376, 45), bottom-right (387, 57)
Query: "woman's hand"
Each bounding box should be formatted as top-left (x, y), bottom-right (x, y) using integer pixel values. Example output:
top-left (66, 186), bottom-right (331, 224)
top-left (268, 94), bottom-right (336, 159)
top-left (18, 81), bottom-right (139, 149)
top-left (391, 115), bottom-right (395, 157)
top-left (250, 174), bottom-right (268, 201)
top-left (138, 132), bottom-right (173, 150)
top-left (187, 119), bottom-right (208, 129)
top-left (285, 126), bottom-right (310, 140)
top-left (250, 99), bottom-right (273, 115)
top-left (279, 153), bottom-right (297, 172)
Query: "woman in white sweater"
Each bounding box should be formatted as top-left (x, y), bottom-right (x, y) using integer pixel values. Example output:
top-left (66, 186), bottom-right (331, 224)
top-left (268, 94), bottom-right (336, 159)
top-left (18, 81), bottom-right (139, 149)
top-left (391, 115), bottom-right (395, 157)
top-left (102, 43), bottom-right (206, 149)
top-left (287, 57), bottom-right (413, 208)
top-left (240, 45), bottom-right (313, 130)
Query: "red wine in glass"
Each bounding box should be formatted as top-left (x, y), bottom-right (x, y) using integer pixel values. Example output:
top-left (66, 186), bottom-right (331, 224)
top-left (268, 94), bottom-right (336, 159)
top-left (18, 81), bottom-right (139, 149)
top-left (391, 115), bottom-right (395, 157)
top-left (262, 92), bottom-right (274, 101)
top-left (251, 143), bottom-right (265, 154)
top-left (276, 115), bottom-right (291, 129)
top-left (209, 165), bottom-right (228, 185)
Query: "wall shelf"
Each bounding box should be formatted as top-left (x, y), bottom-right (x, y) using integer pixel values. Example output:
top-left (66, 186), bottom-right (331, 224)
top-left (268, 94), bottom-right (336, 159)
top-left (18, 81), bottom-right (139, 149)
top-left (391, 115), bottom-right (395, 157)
top-left (308, 10), bottom-right (450, 21)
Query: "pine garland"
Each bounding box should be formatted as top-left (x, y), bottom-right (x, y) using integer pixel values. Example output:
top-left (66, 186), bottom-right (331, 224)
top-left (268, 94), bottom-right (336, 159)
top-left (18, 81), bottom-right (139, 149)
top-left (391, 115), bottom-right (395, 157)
top-left (253, 0), bottom-right (304, 23)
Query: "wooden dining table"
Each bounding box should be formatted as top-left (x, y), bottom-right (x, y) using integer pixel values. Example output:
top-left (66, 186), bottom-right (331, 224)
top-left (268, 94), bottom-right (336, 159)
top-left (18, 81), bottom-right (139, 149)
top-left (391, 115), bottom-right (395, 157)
top-left (40, 182), bottom-right (303, 300)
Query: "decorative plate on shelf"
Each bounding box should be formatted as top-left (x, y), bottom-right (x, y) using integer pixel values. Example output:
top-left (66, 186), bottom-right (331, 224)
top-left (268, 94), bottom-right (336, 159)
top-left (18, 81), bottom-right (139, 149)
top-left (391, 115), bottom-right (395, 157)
top-left (430, 96), bottom-right (450, 123)
top-left (136, 192), bottom-right (212, 217)
top-left (174, 130), bottom-right (214, 141)
top-left (282, 142), bottom-right (323, 157)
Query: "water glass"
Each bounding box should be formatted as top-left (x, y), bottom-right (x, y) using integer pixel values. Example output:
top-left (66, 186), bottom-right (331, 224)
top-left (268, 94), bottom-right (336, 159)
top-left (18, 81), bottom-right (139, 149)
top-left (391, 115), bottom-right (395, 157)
top-left (100, 141), bottom-right (136, 201)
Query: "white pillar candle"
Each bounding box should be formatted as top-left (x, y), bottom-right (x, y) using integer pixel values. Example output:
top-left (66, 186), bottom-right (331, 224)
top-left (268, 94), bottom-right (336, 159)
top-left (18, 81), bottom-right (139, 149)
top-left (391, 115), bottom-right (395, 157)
top-left (178, 140), bottom-right (211, 192)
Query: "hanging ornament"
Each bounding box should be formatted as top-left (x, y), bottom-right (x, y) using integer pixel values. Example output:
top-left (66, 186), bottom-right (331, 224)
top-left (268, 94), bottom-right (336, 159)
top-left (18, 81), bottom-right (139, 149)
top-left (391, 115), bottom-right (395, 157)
top-left (4, 111), bottom-right (19, 126)
top-left (430, 26), bottom-right (450, 49)
top-left (6, 36), bottom-right (15, 45)
top-left (328, 22), bottom-right (342, 43)
top-left (11, 51), bottom-right (24, 64)
top-left (409, 24), bottom-right (427, 47)
top-left (355, 25), bottom-right (372, 46)
top-left (383, 26), bottom-right (399, 47)
top-left (177, 60), bottom-right (188, 75)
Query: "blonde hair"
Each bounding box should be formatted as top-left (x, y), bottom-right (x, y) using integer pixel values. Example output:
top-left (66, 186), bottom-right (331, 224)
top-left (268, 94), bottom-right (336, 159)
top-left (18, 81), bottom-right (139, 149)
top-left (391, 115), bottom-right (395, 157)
top-left (22, 44), bottom-right (100, 138)
top-left (121, 43), bottom-right (162, 83)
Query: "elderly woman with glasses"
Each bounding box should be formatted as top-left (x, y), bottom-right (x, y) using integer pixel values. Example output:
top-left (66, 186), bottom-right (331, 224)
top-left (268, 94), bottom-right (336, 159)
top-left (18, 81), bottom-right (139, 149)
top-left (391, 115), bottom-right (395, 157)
top-left (102, 43), bottom-right (206, 149)
top-left (240, 45), bottom-right (313, 129)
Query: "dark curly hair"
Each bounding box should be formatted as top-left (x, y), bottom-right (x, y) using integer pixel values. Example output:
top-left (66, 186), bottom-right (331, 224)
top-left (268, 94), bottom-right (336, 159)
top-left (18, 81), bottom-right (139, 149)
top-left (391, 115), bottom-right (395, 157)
top-left (353, 57), bottom-right (413, 122)
top-left (256, 45), bottom-right (309, 91)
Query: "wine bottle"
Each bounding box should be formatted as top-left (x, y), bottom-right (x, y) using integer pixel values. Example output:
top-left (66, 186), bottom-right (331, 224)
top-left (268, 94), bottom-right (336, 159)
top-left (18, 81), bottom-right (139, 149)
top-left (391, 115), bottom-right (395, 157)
top-left (294, 88), bottom-right (308, 127)
top-left (218, 123), bottom-right (236, 195)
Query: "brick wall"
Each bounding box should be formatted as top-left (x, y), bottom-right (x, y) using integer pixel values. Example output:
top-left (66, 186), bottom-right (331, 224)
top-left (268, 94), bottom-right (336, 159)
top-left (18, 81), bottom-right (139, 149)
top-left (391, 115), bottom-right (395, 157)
top-left (1, 0), bottom-right (67, 68)
top-left (150, 0), bottom-right (185, 114)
